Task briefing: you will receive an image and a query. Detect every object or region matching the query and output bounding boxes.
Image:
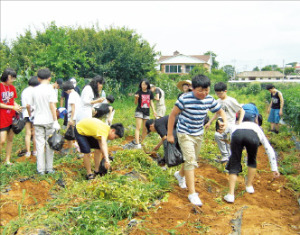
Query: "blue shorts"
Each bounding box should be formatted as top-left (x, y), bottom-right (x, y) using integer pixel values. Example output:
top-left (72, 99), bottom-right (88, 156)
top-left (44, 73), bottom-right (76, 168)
top-left (268, 109), bottom-right (280, 124)
top-left (74, 127), bottom-right (100, 154)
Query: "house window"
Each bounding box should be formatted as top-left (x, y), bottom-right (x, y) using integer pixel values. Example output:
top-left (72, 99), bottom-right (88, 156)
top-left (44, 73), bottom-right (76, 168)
top-left (185, 65), bottom-right (195, 73)
top-left (165, 65), bottom-right (182, 73)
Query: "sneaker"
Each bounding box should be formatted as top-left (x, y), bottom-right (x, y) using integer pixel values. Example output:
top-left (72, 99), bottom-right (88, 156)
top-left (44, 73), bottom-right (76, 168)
top-left (47, 170), bottom-right (56, 174)
top-left (6, 161), bottom-right (13, 166)
top-left (224, 194), bottom-right (235, 203)
top-left (174, 171), bottom-right (187, 189)
top-left (124, 141), bottom-right (141, 149)
top-left (32, 151), bottom-right (37, 156)
top-left (37, 171), bottom-right (45, 175)
top-left (220, 156), bottom-right (229, 163)
top-left (25, 152), bottom-right (31, 158)
top-left (188, 193), bottom-right (202, 206)
top-left (246, 186), bottom-right (255, 194)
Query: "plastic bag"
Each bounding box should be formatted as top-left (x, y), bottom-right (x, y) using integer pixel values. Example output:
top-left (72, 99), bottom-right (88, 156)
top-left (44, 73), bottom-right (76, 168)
top-left (48, 130), bottom-right (64, 151)
top-left (163, 140), bottom-right (184, 167)
top-left (12, 113), bottom-right (26, 134)
top-left (64, 126), bottom-right (75, 140)
top-left (98, 156), bottom-right (114, 176)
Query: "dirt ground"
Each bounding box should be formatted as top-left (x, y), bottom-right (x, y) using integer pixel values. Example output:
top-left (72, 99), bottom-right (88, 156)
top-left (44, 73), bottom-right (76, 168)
top-left (1, 137), bottom-right (299, 234)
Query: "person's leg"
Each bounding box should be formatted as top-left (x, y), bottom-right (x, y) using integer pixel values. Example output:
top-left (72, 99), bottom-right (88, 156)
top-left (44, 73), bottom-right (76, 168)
top-left (45, 124), bottom-right (55, 172)
top-left (83, 153), bottom-right (92, 175)
top-left (135, 118), bottom-right (142, 144)
top-left (0, 130), bottom-right (8, 160)
top-left (244, 130), bottom-right (259, 192)
top-left (34, 125), bottom-right (46, 173)
top-left (94, 149), bottom-right (102, 173)
top-left (141, 119), bottom-right (147, 143)
top-left (228, 174), bottom-right (238, 195)
top-left (31, 125), bottom-right (37, 155)
top-left (185, 169), bottom-right (195, 194)
top-left (25, 122), bottom-right (32, 156)
top-left (215, 131), bottom-right (230, 161)
top-left (246, 167), bottom-right (257, 188)
top-left (5, 129), bottom-right (15, 163)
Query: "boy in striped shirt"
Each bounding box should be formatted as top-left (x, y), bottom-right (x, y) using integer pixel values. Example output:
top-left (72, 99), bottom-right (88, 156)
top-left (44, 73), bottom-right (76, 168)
top-left (167, 74), bottom-right (227, 206)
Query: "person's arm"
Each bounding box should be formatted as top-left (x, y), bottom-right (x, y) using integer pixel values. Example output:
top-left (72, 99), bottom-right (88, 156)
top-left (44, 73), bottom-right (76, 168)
top-left (0, 102), bottom-right (22, 113)
top-left (154, 93), bottom-right (160, 101)
top-left (90, 97), bottom-right (105, 105)
top-left (69, 103), bottom-right (75, 126)
top-left (50, 102), bottom-right (58, 121)
top-left (107, 106), bottom-right (114, 125)
top-left (236, 108), bottom-right (245, 125)
top-left (205, 112), bottom-right (219, 130)
top-left (257, 127), bottom-right (280, 178)
top-left (150, 100), bottom-right (157, 118)
top-left (215, 108), bottom-right (227, 132)
top-left (98, 137), bottom-right (110, 169)
top-left (167, 106), bottom-right (181, 143)
top-left (153, 136), bottom-right (166, 151)
top-left (60, 97), bottom-right (64, 108)
top-left (267, 98), bottom-right (273, 114)
top-left (278, 91), bottom-right (284, 116)
top-left (134, 94), bottom-right (139, 105)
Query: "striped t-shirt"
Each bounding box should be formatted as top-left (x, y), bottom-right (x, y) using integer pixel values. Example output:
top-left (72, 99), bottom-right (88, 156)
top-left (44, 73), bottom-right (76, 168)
top-left (176, 92), bottom-right (221, 136)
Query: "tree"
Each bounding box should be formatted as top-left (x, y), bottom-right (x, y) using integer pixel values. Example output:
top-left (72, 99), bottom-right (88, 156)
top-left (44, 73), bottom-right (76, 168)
top-left (222, 65), bottom-right (235, 79)
top-left (204, 51), bottom-right (219, 69)
top-left (253, 66), bottom-right (260, 71)
top-left (284, 67), bottom-right (295, 75)
top-left (261, 64), bottom-right (279, 71)
top-left (0, 41), bottom-right (11, 72)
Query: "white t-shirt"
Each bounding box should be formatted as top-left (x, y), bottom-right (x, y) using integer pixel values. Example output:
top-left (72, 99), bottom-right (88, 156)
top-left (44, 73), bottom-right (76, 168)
top-left (218, 96), bottom-right (242, 126)
top-left (30, 84), bottom-right (57, 125)
top-left (230, 122), bottom-right (278, 172)
top-left (67, 90), bottom-right (81, 121)
top-left (21, 86), bottom-right (34, 118)
top-left (76, 85), bottom-right (94, 122)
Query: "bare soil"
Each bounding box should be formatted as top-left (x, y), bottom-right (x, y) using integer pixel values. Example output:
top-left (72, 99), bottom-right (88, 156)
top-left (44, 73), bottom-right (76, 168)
top-left (1, 138), bottom-right (299, 234)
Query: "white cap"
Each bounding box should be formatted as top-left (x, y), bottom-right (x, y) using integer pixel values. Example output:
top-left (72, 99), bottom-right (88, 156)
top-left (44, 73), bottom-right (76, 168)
top-left (69, 77), bottom-right (77, 87)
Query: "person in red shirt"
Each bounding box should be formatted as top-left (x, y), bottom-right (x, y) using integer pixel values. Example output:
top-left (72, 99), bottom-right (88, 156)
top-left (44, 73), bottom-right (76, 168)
top-left (0, 68), bottom-right (22, 165)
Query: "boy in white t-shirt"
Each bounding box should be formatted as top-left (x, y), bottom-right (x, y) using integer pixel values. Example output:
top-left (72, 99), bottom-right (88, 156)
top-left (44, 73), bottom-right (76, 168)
top-left (22, 76), bottom-right (40, 158)
top-left (28, 68), bottom-right (60, 175)
top-left (61, 81), bottom-right (81, 154)
top-left (205, 82), bottom-right (245, 163)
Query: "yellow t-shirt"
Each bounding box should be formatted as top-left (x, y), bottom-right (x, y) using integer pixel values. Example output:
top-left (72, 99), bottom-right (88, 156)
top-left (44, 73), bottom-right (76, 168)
top-left (76, 118), bottom-right (110, 140)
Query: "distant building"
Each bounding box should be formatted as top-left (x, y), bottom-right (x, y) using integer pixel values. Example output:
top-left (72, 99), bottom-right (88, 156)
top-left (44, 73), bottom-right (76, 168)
top-left (157, 51), bottom-right (212, 74)
top-left (229, 71), bottom-right (300, 83)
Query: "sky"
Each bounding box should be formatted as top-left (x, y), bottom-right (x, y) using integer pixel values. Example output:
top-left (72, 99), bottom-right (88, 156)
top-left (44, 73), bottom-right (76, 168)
top-left (1, 1), bottom-right (300, 73)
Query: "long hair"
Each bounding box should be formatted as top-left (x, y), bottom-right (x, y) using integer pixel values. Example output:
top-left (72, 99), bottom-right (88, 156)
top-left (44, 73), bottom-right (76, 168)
top-left (89, 75), bottom-right (105, 98)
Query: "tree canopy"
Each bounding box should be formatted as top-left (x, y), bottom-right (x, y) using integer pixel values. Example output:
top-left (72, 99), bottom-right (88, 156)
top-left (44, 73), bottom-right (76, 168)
top-left (1, 22), bottom-right (158, 87)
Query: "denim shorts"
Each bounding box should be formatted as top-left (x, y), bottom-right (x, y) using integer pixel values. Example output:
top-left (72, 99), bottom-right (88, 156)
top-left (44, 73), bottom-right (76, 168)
top-left (74, 127), bottom-right (100, 154)
top-left (135, 111), bottom-right (150, 120)
top-left (268, 109), bottom-right (280, 124)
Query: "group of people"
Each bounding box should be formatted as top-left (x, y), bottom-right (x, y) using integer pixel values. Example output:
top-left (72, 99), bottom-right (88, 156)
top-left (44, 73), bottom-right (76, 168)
top-left (1, 67), bottom-right (283, 206)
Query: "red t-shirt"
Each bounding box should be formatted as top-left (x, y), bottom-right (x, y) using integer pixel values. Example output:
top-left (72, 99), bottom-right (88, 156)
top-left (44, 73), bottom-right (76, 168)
top-left (0, 83), bottom-right (17, 128)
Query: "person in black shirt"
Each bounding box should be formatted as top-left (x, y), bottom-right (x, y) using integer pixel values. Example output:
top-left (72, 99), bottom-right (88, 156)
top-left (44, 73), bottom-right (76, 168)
top-left (145, 115), bottom-right (180, 152)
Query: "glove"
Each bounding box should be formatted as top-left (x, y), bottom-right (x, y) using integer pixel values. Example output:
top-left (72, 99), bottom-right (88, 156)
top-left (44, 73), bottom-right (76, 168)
top-left (53, 120), bottom-right (61, 130)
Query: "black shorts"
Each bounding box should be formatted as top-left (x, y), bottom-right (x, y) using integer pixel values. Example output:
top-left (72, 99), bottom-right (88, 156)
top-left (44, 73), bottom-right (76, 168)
top-left (0, 125), bottom-right (12, 132)
top-left (74, 127), bottom-right (100, 154)
top-left (226, 129), bottom-right (260, 174)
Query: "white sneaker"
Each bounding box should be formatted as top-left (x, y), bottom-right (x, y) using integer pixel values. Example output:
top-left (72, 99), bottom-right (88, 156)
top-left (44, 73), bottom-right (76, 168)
top-left (220, 156), bottom-right (229, 163)
top-left (25, 152), bottom-right (31, 158)
top-left (246, 186), bottom-right (255, 194)
top-left (135, 143), bottom-right (142, 149)
top-left (224, 194), bottom-right (235, 203)
top-left (188, 193), bottom-right (202, 206)
top-left (174, 171), bottom-right (187, 188)
top-left (32, 151), bottom-right (37, 156)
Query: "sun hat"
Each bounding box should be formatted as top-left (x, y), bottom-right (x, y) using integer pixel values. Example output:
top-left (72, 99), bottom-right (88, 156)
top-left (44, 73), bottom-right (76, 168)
top-left (177, 80), bottom-right (192, 91)
top-left (69, 77), bottom-right (77, 87)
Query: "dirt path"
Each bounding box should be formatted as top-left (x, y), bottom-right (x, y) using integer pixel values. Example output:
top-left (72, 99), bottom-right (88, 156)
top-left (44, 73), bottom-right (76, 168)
top-left (122, 147), bottom-right (300, 234)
